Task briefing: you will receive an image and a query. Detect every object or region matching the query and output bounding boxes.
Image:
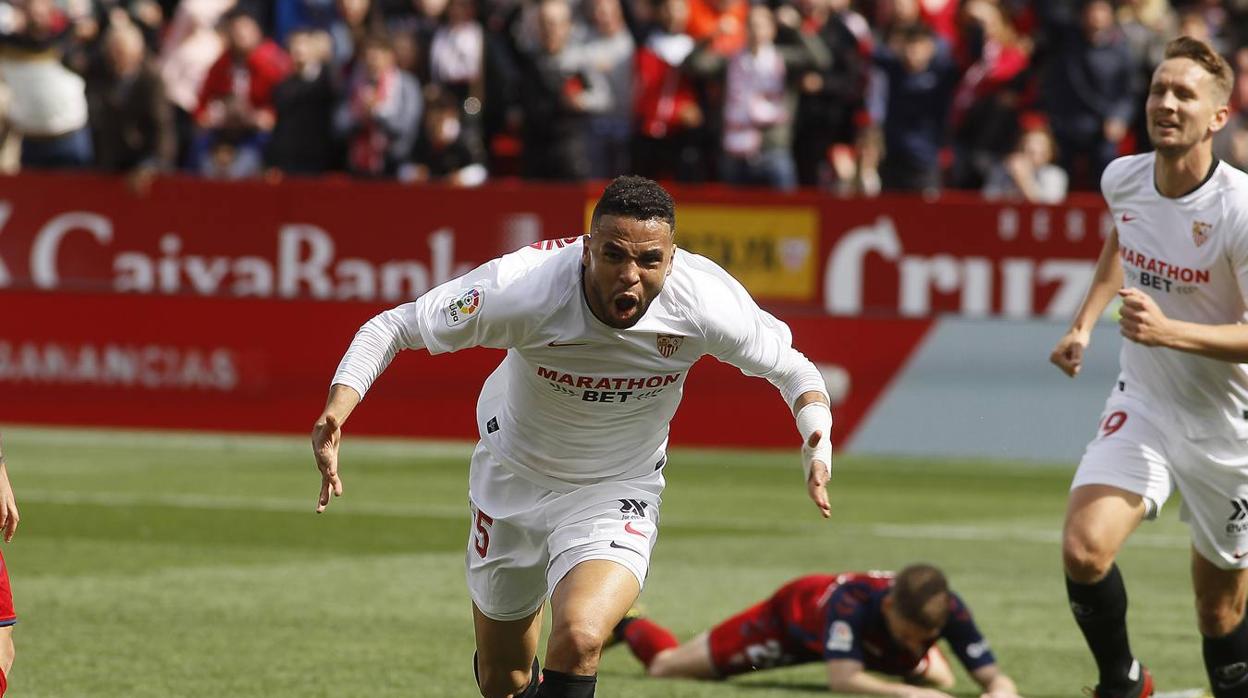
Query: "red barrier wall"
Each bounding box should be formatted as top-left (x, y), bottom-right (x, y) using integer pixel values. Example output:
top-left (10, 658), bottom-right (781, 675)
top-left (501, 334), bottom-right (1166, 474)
top-left (0, 173), bottom-right (1106, 445)
top-left (0, 291), bottom-right (932, 446)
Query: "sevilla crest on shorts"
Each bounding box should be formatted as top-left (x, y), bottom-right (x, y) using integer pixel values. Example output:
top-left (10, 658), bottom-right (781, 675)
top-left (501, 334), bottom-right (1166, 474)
top-left (656, 334), bottom-right (684, 358)
top-left (1192, 220), bottom-right (1212, 248)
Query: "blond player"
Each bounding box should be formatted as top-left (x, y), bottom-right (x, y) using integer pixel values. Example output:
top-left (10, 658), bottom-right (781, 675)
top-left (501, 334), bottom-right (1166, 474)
top-left (311, 176), bottom-right (832, 697)
top-left (1051, 37), bottom-right (1248, 698)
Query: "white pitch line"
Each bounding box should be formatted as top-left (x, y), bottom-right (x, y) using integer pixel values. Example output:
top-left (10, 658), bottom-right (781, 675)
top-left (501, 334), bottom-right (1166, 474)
top-left (1155, 690), bottom-right (1206, 698)
top-left (869, 523), bottom-right (1191, 550)
top-left (17, 489), bottom-right (1193, 549)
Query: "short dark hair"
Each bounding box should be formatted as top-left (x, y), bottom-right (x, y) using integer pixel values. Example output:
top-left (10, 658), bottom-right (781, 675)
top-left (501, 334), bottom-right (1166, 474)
top-left (1163, 36), bottom-right (1234, 104)
top-left (892, 564), bottom-right (950, 631)
top-left (590, 176), bottom-right (676, 237)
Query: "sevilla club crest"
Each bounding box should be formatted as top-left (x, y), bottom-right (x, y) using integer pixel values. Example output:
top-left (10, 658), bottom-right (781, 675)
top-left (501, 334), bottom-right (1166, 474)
top-left (656, 334), bottom-right (684, 358)
top-left (1193, 220), bottom-right (1212, 248)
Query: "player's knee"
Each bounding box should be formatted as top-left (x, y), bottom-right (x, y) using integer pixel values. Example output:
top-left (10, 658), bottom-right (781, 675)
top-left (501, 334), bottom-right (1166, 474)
top-left (1062, 532), bottom-right (1115, 582)
top-left (546, 623), bottom-right (606, 672)
top-left (476, 665), bottom-right (533, 698)
top-left (1195, 594), bottom-right (1246, 637)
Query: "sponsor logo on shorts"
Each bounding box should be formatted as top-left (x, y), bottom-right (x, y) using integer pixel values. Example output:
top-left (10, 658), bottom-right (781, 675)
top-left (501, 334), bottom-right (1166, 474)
top-left (624, 521), bottom-right (648, 539)
top-left (1229, 498), bottom-right (1248, 535)
top-left (444, 287), bottom-right (482, 326)
top-left (609, 540), bottom-right (645, 557)
top-left (826, 620), bottom-right (853, 653)
top-left (618, 499), bottom-right (649, 519)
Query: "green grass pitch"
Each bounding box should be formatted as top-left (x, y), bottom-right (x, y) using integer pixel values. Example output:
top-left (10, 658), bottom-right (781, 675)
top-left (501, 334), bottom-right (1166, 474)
top-left (0, 426), bottom-right (1208, 697)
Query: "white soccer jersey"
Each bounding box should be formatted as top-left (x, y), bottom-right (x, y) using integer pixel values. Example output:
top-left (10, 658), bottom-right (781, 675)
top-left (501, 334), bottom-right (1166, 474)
top-left (1103, 153), bottom-right (1248, 439)
top-left (333, 236), bottom-right (826, 489)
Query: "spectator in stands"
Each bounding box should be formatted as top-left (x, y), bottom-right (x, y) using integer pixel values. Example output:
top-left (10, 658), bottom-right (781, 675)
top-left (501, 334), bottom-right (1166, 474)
top-left (0, 0), bottom-right (93, 169)
top-left (686, 0), bottom-right (747, 57)
top-left (632, 0), bottom-right (705, 181)
top-left (193, 5), bottom-right (291, 177)
top-left (268, 28), bottom-right (338, 175)
top-left (948, 0), bottom-right (1030, 189)
top-left (387, 0), bottom-right (447, 85)
top-left (429, 0), bottom-right (484, 108)
top-left (508, 0), bottom-right (602, 180)
top-left (1038, 0), bottom-right (1138, 190)
top-left (982, 117), bottom-right (1068, 204)
top-left (85, 21), bottom-right (176, 179)
top-left (713, 5), bottom-right (829, 190)
top-left (330, 0), bottom-right (385, 71)
top-left (581, 0), bottom-right (634, 179)
top-left (870, 21), bottom-right (958, 193)
top-left (0, 78), bottom-right (17, 174)
top-left (158, 0), bottom-right (234, 168)
top-left (1214, 47), bottom-right (1248, 172)
top-left (406, 87), bottom-right (487, 185)
top-left (274, 0), bottom-right (338, 47)
top-left (1117, 0), bottom-right (1175, 152)
top-left (791, 0), bottom-right (867, 189)
top-left (336, 34), bottom-right (422, 176)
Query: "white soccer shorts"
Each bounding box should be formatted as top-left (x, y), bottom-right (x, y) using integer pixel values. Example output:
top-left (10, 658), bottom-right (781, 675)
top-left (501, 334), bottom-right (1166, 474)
top-left (465, 442), bottom-right (664, 621)
top-left (1073, 391), bottom-right (1248, 569)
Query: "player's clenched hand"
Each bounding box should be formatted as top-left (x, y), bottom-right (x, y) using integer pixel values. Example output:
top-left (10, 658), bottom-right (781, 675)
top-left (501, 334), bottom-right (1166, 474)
top-left (805, 429), bottom-right (831, 519)
top-left (311, 414), bottom-right (344, 513)
top-left (1050, 328), bottom-right (1090, 377)
top-left (1118, 288), bottom-right (1173, 347)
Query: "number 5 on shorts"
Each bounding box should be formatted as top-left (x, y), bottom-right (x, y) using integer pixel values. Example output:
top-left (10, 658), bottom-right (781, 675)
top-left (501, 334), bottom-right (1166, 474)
top-left (473, 508), bottom-right (495, 558)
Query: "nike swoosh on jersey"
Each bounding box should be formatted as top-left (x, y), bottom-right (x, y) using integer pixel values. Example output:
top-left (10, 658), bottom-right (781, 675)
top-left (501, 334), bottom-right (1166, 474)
top-left (1121, 213), bottom-right (1136, 222)
top-left (609, 540), bottom-right (645, 556)
top-left (547, 340), bottom-right (589, 347)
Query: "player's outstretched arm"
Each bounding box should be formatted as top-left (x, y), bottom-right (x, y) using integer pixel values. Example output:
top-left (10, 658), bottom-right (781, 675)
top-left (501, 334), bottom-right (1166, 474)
top-left (312, 384), bottom-right (361, 513)
top-left (794, 391), bottom-right (832, 519)
top-left (1118, 287), bottom-right (1248, 362)
top-left (825, 659), bottom-right (955, 698)
top-left (0, 434), bottom-right (19, 543)
top-left (970, 664), bottom-right (1022, 698)
top-left (1051, 229), bottom-right (1123, 377)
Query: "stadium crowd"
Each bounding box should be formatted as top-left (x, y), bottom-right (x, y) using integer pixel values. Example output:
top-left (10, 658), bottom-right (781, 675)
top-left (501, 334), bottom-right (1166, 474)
top-left (0, 0), bottom-right (1247, 199)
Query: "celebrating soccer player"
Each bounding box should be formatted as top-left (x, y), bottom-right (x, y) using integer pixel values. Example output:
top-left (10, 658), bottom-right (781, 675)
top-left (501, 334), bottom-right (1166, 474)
top-left (311, 176), bottom-right (832, 697)
top-left (1050, 37), bottom-right (1248, 698)
top-left (610, 564), bottom-right (1021, 698)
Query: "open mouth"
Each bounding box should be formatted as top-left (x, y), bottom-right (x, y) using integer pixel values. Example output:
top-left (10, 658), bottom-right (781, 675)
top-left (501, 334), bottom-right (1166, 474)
top-left (614, 295), bottom-right (639, 314)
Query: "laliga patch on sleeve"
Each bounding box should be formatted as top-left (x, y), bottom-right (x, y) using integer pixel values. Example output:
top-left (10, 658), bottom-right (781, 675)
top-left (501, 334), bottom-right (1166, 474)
top-left (444, 286), bottom-right (483, 327)
top-left (826, 620), bottom-right (853, 653)
top-left (966, 640), bottom-right (989, 659)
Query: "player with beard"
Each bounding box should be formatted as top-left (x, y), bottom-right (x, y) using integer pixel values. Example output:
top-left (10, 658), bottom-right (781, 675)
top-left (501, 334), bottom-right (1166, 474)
top-left (311, 175), bottom-right (832, 697)
top-left (1051, 36), bottom-right (1248, 698)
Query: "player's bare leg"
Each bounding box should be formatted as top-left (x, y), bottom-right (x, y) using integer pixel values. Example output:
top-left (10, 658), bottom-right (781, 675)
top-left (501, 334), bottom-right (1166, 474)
top-left (0, 626), bottom-right (13, 695)
top-left (646, 631), bottom-right (718, 679)
top-left (472, 603), bottom-right (543, 698)
top-left (1192, 548), bottom-right (1248, 697)
top-left (543, 559), bottom-right (640, 693)
top-left (1063, 485), bottom-right (1149, 582)
top-left (1063, 484), bottom-right (1151, 696)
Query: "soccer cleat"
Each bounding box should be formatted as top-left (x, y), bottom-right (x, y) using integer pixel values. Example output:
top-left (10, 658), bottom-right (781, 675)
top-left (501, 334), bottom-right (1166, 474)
top-left (605, 606), bottom-right (645, 649)
top-left (1086, 665), bottom-right (1154, 698)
